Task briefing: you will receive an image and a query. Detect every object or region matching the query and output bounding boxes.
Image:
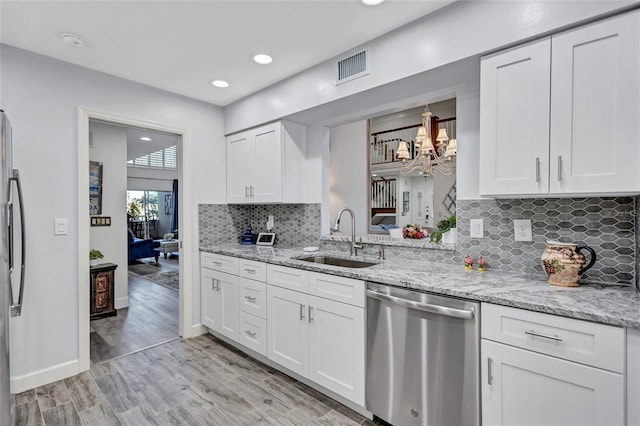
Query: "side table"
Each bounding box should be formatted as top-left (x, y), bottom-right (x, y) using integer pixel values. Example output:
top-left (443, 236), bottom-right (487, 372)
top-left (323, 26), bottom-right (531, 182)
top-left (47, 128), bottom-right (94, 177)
top-left (90, 263), bottom-right (117, 319)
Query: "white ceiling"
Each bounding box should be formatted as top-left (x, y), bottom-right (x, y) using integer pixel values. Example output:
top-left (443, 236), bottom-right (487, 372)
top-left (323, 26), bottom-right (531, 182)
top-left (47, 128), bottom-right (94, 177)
top-left (1, 0), bottom-right (455, 107)
top-left (125, 127), bottom-right (180, 161)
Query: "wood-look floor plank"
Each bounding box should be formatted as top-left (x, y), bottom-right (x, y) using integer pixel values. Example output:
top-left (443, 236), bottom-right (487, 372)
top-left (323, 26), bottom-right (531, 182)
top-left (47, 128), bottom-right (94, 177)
top-left (78, 403), bottom-right (123, 426)
top-left (128, 373), bottom-right (182, 416)
top-left (14, 399), bottom-right (43, 426)
top-left (16, 389), bottom-right (37, 406)
top-left (317, 409), bottom-right (362, 426)
top-left (35, 380), bottom-right (71, 411)
top-left (116, 406), bottom-right (158, 426)
top-left (64, 371), bottom-right (105, 412)
top-left (41, 401), bottom-right (82, 426)
top-left (94, 371), bottom-right (141, 414)
top-left (224, 375), bottom-right (292, 422)
top-left (153, 405), bottom-right (200, 426)
top-left (261, 374), bottom-right (332, 419)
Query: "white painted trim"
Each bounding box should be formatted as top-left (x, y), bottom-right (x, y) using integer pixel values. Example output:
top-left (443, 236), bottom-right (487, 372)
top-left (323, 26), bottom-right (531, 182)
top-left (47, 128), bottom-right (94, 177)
top-left (628, 328), bottom-right (639, 426)
top-left (114, 297), bottom-right (129, 310)
top-left (191, 323), bottom-right (206, 337)
top-left (77, 106), bottom-right (193, 373)
top-left (11, 359), bottom-right (79, 394)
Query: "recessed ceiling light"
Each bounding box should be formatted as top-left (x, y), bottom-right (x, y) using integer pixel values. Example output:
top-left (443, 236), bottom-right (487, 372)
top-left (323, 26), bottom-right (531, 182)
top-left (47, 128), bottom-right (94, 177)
top-left (140, 137), bottom-right (152, 142)
top-left (211, 80), bottom-right (230, 88)
top-left (361, 0), bottom-right (384, 5)
top-left (59, 32), bottom-right (86, 48)
top-left (253, 54), bottom-right (273, 65)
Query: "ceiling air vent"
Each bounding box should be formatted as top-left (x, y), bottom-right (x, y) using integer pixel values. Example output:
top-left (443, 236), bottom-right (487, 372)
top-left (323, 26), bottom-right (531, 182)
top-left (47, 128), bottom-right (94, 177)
top-left (336, 49), bottom-right (369, 85)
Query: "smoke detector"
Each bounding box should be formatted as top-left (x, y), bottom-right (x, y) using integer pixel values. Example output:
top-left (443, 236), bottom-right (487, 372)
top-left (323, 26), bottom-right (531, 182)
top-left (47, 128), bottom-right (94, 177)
top-left (59, 32), bottom-right (86, 48)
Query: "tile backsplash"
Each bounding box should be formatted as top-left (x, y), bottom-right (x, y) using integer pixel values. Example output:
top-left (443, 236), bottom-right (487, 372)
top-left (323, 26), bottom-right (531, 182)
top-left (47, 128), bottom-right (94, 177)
top-left (199, 203), bottom-right (321, 248)
top-left (200, 198), bottom-right (636, 286)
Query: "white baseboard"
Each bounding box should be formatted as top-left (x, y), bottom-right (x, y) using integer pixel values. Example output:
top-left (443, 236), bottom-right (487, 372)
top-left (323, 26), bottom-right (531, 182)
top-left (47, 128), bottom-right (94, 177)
top-left (190, 323), bottom-right (206, 337)
top-left (115, 296), bottom-right (129, 309)
top-left (11, 359), bottom-right (80, 394)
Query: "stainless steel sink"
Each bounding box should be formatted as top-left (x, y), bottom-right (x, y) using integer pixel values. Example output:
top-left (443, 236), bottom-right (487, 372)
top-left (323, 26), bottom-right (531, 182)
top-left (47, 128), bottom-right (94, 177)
top-left (298, 256), bottom-right (377, 268)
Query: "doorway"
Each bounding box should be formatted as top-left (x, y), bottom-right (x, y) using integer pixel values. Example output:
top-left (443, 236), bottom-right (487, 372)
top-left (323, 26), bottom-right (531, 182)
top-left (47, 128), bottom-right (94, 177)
top-left (78, 108), bottom-right (194, 372)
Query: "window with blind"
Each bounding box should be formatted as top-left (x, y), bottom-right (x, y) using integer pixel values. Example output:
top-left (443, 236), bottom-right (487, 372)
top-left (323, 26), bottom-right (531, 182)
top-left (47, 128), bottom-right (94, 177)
top-left (127, 145), bottom-right (177, 169)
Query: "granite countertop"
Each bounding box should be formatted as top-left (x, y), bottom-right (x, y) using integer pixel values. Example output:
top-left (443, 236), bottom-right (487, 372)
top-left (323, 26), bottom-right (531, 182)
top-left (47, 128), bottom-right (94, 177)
top-left (200, 244), bottom-right (640, 328)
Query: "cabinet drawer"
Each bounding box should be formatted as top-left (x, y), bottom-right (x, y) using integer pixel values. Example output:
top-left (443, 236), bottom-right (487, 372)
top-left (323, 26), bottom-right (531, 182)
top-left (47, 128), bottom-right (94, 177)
top-left (482, 303), bottom-right (624, 373)
top-left (267, 264), bottom-right (309, 292)
top-left (238, 259), bottom-right (267, 282)
top-left (308, 272), bottom-right (365, 307)
top-left (238, 311), bottom-right (267, 356)
top-left (201, 252), bottom-right (238, 274)
top-left (239, 277), bottom-right (266, 319)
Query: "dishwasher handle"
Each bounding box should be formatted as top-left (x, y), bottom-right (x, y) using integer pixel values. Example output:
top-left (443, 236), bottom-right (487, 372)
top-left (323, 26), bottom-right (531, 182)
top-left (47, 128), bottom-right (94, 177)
top-left (367, 289), bottom-right (475, 320)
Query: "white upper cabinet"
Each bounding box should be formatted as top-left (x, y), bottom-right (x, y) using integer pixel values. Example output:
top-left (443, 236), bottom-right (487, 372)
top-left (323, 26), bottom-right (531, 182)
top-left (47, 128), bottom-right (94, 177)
top-left (226, 120), bottom-right (307, 204)
top-left (480, 10), bottom-right (640, 197)
top-left (480, 38), bottom-right (551, 196)
top-left (550, 11), bottom-right (640, 194)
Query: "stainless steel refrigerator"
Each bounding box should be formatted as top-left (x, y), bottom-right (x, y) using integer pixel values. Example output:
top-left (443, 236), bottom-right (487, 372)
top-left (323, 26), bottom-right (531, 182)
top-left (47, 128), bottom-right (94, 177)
top-left (1, 110), bottom-right (25, 426)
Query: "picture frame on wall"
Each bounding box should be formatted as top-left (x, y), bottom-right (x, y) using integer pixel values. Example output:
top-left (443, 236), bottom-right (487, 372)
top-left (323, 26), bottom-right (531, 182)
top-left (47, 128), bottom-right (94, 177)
top-left (165, 194), bottom-right (172, 215)
top-left (89, 161), bottom-right (103, 215)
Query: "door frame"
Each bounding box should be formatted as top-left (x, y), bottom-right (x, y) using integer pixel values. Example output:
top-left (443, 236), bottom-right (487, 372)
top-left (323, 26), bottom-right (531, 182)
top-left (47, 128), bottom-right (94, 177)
top-left (77, 106), bottom-right (193, 372)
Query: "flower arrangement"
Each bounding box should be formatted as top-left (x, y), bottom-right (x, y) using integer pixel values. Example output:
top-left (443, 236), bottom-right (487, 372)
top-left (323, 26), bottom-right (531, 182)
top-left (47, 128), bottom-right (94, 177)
top-left (402, 224), bottom-right (427, 239)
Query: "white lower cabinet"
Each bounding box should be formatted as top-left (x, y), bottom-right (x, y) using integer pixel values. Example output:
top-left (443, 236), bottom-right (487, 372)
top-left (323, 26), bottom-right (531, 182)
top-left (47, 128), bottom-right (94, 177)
top-left (267, 284), bottom-right (365, 406)
top-left (482, 340), bottom-right (623, 426)
top-left (481, 303), bottom-right (624, 426)
top-left (200, 267), bottom-right (239, 341)
top-left (307, 294), bottom-right (365, 406)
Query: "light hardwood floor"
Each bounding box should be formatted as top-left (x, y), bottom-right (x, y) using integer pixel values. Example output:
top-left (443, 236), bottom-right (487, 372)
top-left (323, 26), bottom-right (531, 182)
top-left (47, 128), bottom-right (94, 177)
top-left (15, 334), bottom-right (376, 425)
top-left (90, 257), bottom-right (180, 364)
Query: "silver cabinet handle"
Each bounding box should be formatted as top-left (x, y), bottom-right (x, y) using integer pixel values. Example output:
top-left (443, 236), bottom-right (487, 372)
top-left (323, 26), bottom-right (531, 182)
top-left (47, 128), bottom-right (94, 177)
top-left (557, 155), bottom-right (562, 181)
top-left (245, 186), bottom-right (249, 197)
top-left (211, 278), bottom-right (215, 291)
top-left (308, 306), bottom-right (314, 323)
top-left (244, 268), bottom-right (256, 273)
top-left (487, 357), bottom-right (493, 385)
top-left (244, 295), bottom-right (256, 302)
top-left (9, 168), bottom-right (25, 317)
top-left (212, 260), bottom-right (222, 265)
top-left (215, 279), bottom-right (220, 291)
top-left (524, 329), bottom-right (563, 342)
top-left (250, 186), bottom-right (255, 197)
top-left (300, 304), bottom-right (306, 320)
top-left (366, 290), bottom-right (475, 319)
top-left (535, 157), bottom-right (540, 183)
top-left (244, 330), bottom-right (256, 337)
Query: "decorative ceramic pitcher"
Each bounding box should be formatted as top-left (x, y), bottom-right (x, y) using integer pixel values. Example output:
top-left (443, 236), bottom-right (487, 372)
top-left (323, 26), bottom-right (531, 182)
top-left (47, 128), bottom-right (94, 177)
top-left (541, 241), bottom-right (597, 287)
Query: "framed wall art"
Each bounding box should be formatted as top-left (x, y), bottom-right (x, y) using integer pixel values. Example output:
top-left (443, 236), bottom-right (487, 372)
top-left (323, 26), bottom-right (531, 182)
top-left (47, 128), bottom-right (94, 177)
top-left (89, 161), bottom-right (103, 215)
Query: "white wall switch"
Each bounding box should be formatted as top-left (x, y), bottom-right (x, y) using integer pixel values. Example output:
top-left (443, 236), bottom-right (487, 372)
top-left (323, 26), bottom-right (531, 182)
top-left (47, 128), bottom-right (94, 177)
top-left (54, 218), bottom-right (68, 235)
top-left (514, 219), bottom-right (533, 242)
top-left (470, 219), bottom-right (483, 238)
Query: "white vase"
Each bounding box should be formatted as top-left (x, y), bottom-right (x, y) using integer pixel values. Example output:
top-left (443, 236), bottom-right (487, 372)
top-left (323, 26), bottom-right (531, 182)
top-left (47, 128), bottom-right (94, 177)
top-left (90, 259), bottom-right (100, 266)
top-left (442, 228), bottom-right (457, 245)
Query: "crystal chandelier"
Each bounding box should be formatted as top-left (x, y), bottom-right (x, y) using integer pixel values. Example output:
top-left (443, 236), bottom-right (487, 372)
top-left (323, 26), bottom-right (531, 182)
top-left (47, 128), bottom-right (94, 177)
top-left (396, 109), bottom-right (457, 176)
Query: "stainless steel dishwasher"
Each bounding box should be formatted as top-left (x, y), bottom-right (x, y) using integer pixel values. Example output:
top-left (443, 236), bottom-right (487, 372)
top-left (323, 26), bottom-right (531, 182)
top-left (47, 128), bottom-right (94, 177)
top-left (366, 282), bottom-right (480, 426)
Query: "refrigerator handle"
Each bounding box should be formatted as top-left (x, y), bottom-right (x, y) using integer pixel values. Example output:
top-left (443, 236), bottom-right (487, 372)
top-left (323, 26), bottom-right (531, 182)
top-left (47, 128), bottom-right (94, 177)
top-left (8, 168), bottom-right (25, 317)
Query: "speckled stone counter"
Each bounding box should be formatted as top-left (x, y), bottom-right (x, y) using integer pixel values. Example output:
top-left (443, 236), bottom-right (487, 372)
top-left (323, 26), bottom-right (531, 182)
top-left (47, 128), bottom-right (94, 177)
top-left (200, 244), bottom-right (640, 328)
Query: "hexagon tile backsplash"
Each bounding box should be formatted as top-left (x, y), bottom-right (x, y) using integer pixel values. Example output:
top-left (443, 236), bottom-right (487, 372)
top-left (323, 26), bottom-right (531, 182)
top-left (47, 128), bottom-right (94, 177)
top-left (199, 198), bottom-right (636, 286)
top-left (456, 197), bottom-right (635, 285)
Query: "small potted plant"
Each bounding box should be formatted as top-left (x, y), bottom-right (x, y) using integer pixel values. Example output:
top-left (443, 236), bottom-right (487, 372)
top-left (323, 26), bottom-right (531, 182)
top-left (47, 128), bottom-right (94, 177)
top-left (89, 249), bottom-right (104, 266)
top-left (429, 215), bottom-right (457, 244)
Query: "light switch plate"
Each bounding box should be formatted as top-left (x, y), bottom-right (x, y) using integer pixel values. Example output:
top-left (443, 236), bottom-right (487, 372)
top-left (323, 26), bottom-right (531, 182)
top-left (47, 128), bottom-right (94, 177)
top-left (470, 219), bottom-right (483, 238)
top-left (514, 219), bottom-right (533, 242)
top-left (54, 218), bottom-right (68, 235)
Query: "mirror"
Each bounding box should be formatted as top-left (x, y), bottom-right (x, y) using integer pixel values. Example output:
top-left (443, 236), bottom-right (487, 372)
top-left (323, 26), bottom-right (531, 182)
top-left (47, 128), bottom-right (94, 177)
top-left (368, 99), bottom-right (457, 235)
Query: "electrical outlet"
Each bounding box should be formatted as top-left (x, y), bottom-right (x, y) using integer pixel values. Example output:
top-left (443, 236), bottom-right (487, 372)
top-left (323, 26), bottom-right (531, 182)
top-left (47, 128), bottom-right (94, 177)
top-left (470, 219), bottom-right (483, 238)
top-left (513, 219), bottom-right (533, 242)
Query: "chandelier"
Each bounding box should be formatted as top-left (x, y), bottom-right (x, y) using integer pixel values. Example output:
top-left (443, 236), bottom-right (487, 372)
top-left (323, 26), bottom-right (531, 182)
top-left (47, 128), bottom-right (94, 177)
top-left (396, 109), bottom-right (457, 176)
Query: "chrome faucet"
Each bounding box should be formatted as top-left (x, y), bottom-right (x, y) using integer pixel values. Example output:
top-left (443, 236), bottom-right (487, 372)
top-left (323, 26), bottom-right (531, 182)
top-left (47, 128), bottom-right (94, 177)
top-left (333, 207), bottom-right (363, 256)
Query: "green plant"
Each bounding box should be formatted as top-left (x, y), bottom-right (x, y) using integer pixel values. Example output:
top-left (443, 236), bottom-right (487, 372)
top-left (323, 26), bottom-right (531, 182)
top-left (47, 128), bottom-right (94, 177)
top-left (127, 199), bottom-right (142, 220)
top-left (89, 249), bottom-right (104, 260)
top-left (429, 215), bottom-right (457, 244)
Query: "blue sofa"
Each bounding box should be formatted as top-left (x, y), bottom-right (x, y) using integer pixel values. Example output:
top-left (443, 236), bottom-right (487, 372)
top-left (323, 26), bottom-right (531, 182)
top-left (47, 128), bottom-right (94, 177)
top-left (128, 229), bottom-right (159, 263)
